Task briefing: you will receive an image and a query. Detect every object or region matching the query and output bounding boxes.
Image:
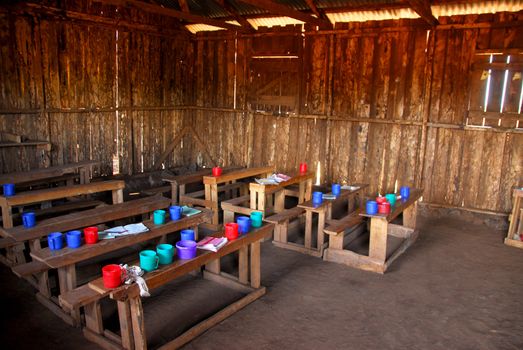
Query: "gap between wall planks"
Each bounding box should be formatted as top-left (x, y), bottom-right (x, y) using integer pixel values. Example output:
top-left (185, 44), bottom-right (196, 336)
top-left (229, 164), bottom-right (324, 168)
top-left (0, 4), bottom-right (522, 214)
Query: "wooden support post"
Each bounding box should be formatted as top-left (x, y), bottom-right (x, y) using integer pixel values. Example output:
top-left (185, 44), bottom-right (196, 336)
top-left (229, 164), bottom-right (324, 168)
top-left (274, 190), bottom-right (285, 213)
top-left (112, 189), bottom-right (124, 204)
top-left (403, 200), bottom-right (418, 229)
top-left (250, 241), bottom-right (261, 289)
top-left (250, 190), bottom-right (257, 210)
top-left (58, 264), bottom-right (80, 324)
top-left (170, 182), bottom-right (178, 205)
top-left (85, 301), bottom-right (104, 335)
top-left (129, 297), bottom-right (147, 350)
top-left (317, 210), bottom-right (326, 250)
top-left (280, 221), bottom-right (289, 243)
top-left (223, 210), bottom-right (235, 224)
top-left (239, 245), bottom-right (249, 284)
top-left (369, 218), bottom-right (388, 262)
top-left (257, 191), bottom-right (266, 213)
top-left (210, 184), bottom-right (219, 225)
top-left (304, 211), bottom-right (312, 249)
top-left (117, 300), bottom-right (135, 350)
top-left (206, 258), bottom-right (221, 274)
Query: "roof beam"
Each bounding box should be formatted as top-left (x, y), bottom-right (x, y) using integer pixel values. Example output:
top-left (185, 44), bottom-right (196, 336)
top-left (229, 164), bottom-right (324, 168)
top-left (178, 0), bottom-right (190, 13)
top-left (405, 0), bottom-right (439, 26)
top-left (94, 0), bottom-right (247, 32)
top-left (212, 0), bottom-right (255, 31)
top-left (304, 0), bottom-right (326, 20)
top-left (238, 0), bottom-right (329, 27)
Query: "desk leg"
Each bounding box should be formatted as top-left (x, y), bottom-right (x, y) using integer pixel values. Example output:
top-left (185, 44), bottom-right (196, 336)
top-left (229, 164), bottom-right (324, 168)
top-left (239, 245), bottom-right (249, 284)
top-left (130, 297), bottom-right (147, 350)
top-left (79, 168), bottom-right (89, 184)
top-left (1, 200), bottom-right (13, 229)
top-left (250, 190), bottom-right (257, 210)
top-left (58, 264), bottom-right (80, 323)
top-left (298, 182), bottom-right (305, 204)
top-left (305, 179), bottom-right (313, 201)
top-left (211, 184), bottom-right (219, 225)
top-left (85, 301), bottom-right (104, 335)
top-left (257, 191), bottom-right (266, 214)
top-left (369, 218), bottom-right (388, 263)
top-left (250, 241), bottom-right (261, 289)
top-left (117, 300), bottom-right (134, 350)
top-left (274, 190), bottom-right (285, 213)
top-left (317, 211), bottom-right (326, 250)
top-left (170, 183), bottom-right (178, 205)
top-left (304, 211), bottom-right (312, 249)
top-left (206, 258), bottom-right (221, 274)
top-left (112, 189), bottom-right (124, 204)
top-left (403, 201), bottom-right (418, 229)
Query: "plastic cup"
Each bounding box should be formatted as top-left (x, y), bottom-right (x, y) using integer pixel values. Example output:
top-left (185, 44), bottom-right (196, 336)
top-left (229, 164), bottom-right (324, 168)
top-left (2, 183), bottom-right (15, 197)
top-left (48, 232), bottom-right (63, 251)
top-left (66, 230), bottom-right (82, 248)
top-left (140, 250), bottom-right (159, 272)
top-left (22, 212), bottom-right (36, 228)
top-left (157, 244), bottom-right (175, 265)
top-left (212, 167), bottom-right (222, 177)
top-left (332, 184), bottom-right (341, 196)
top-left (225, 223), bottom-right (239, 241)
top-left (312, 191), bottom-right (323, 204)
top-left (84, 227), bottom-right (99, 244)
top-left (236, 216), bottom-right (251, 234)
top-left (385, 193), bottom-right (397, 206)
top-left (366, 200), bottom-right (378, 215)
top-left (102, 264), bottom-right (123, 289)
top-left (169, 205), bottom-right (183, 221)
top-left (299, 163), bottom-right (307, 174)
top-left (180, 229), bottom-right (195, 241)
top-left (400, 186), bottom-right (410, 199)
top-left (250, 211), bottom-right (263, 228)
top-left (153, 210), bottom-right (166, 225)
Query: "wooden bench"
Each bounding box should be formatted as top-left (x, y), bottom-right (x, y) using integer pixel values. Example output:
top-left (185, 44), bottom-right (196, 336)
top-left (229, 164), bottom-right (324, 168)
top-left (505, 188), bottom-right (523, 249)
top-left (29, 206), bottom-right (211, 326)
top-left (221, 194), bottom-right (254, 223)
top-left (0, 180), bottom-right (126, 229)
top-left (140, 185), bottom-right (171, 197)
top-left (59, 223), bottom-right (273, 350)
top-left (265, 206), bottom-right (305, 244)
top-left (323, 189), bottom-right (422, 274)
top-left (323, 209), bottom-right (366, 251)
top-left (0, 160), bottom-right (99, 186)
top-left (1, 195), bottom-right (172, 249)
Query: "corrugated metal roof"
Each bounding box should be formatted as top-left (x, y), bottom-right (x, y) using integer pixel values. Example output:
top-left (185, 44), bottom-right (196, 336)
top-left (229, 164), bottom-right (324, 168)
top-left (327, 8), bottom-right (418, 23)
top-left (433, 0), bottom-right (523, 17)
top-left (180, 0), bottom-right (523, 32)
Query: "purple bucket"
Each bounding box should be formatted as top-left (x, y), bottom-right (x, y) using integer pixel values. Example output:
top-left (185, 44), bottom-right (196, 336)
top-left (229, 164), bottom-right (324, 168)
top-left (176, 240), bottom-right (197, 260)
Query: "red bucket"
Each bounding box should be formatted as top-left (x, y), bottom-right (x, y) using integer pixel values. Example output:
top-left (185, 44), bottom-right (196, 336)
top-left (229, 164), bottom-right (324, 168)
top-left (102, 264), bottom-right (123, 289)
top-left (224, 223), bottom-right (239, 241)
top-left (84, 226), bottom-right (99, 244)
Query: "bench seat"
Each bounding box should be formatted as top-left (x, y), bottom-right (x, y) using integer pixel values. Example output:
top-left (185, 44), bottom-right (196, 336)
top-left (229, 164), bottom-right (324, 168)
top-left (265, 206), bottom-right (305, 244)
top-left (11, 260), bottom-right (49, 278)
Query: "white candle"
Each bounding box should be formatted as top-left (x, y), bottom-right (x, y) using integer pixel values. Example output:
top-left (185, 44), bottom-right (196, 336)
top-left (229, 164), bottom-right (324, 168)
top-left (394, 179), bottom-right (398, 194)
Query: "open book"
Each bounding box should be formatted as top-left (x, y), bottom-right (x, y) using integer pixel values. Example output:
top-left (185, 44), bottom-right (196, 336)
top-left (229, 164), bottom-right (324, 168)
top-left (197, 236), bottom-right (228, 252)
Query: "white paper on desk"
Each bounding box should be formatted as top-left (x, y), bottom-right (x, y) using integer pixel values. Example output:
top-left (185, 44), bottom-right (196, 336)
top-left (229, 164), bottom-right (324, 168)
top-left (123, 223), bottom-right (149, 234)
top-left (99, 223), bottom-right (149, 239)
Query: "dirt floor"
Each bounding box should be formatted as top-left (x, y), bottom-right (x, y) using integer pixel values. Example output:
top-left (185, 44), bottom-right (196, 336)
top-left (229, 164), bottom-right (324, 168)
top-left (1, 216), bottom-right (523, 350)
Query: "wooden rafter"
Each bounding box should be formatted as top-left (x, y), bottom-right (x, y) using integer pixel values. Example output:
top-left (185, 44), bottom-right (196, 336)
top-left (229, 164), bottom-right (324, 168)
top-left (178, 0), bottom-right (190, 13)
top-left (304, 0), bottom-right (326, 20)
top-left (212, 0), bottom-right (255, 31)
top-left (405, 0), bottom-right (439, 26)
top-left (238, 0), bottom-right (330, 27)
top-left (323, 1), bottom-right (409, 13)
top-left (94, 0), bottom-right (247, 32)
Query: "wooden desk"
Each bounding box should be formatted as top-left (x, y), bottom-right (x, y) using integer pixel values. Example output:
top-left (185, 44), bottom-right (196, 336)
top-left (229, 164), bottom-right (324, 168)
top-left (505, 188), bottom-right (523, 249)
top-left (60, 223), bottom-right (274, 350)
top-left (203, 166), bottom-right (275, 226)
top-left (324, 188), bottom-right (422, 274)
top-left (0, 160), bottom-right (99, 186)
top-left (249, 171), bottom-right (314, 214)
top-left (162, 166), bottom-right (244, 205)
top-left (0, 180), bottom-right (125, 229)
top-left (286, 185), bottom-right (367, 258)
top-left (31, 209), bottom-right (211, 325)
